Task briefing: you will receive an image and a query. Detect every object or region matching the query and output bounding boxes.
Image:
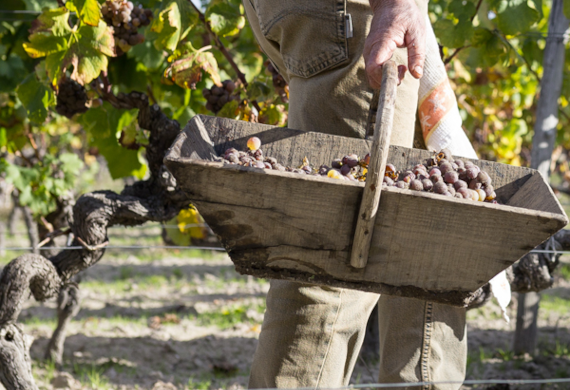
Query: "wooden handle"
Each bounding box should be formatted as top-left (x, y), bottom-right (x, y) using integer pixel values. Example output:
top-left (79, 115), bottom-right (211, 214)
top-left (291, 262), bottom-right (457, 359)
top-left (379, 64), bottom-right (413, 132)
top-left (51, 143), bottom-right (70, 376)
top-left (350, 60), bottom-right (399, 269)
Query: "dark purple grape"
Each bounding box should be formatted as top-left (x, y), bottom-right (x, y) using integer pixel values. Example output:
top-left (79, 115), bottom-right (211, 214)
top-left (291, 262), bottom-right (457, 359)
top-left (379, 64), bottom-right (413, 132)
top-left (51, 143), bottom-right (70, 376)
top-left (318, 165), bottom-right (330, 175)
top-left (429, 167), bottom-right (441, 177)
top-left (332, 159), bottom-right (342, 169)
top-left (447, 184), bottom-right (456, 196)
top-left (455, 160), bottom-right (465, 169)
top-left (457, 188), bottom-right (471, 199)
top-left (340, 164), bottom-right (351, 176)
top-left (343, 154), bottom-right (359, 168)
top-left (430, 174), bottom-right (443, 183)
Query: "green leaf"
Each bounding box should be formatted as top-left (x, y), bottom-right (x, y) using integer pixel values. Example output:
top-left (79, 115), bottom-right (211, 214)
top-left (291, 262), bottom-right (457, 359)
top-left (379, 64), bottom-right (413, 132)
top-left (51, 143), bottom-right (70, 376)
top-left (150, 0), bottom-right (198, 51)
top-left (433, 19), bottom-right (473, 48)
top-left (494, 0), bottom-right (540, 35)
top-left (23, 8), bottom-right (115, 86)
top-left (465, 28), bottom-right (507, 67)
top-left (66, 0), bottom-right (100, 26)
top-left (16, 73), bottom-right (54, 124)
top-left (78, 104), bottom-right (146, 179)
top-left (448, 0), bottom-right (477, 20)
top-left (128, 40), bottom-right (165, 71)
top-left (247, 81), bottom-right (271, 101)
top-left (165, 49), bottom-right (221, 89)
top-left (205, 3), bottom-right (245, 37)
top-left (0, 55), bottom-right (27, 93)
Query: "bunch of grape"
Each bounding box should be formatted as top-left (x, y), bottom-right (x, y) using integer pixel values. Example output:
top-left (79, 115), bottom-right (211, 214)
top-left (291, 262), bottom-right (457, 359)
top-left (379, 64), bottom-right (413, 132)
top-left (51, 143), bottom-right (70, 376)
top-left (55, 79), bottom-right (89, 118)
top-left (265, 61), bottom-right (288, 103)
top-left (202, 80), bottom-right (239, 113)
top-left (101, 0), bottom-right (152, 55)
top-left (381, 149), bottom-right (497, 203)
top-left (219, 139), bottom-right (498, 203)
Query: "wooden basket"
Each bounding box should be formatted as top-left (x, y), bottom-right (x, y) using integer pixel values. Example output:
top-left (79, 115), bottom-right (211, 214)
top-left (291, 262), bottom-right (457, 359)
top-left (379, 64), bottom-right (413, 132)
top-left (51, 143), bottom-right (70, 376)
top-left (164, 114), bottom-right (568, 306)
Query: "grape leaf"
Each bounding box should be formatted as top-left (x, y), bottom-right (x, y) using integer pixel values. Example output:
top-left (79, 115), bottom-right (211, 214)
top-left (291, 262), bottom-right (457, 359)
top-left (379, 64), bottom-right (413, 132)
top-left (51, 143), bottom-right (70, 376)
top-left (16, 73), bottom-right (54, 124)
top-left (78, 104), bottom-right (146, 179)
top-left (493, 0), bottom-right (539, 35)
top-left (164, 49), bottom-right (221, 89)
top-left (150, 0), bottom-right (198, 52)
top-left (247, 81), bottom-right (271, 101)
top-left (23, 7), bottom-right (115, 87)
top-left (205, 3), bottom-right (245, 37)
top-left (128, 40), bottom-right (165, 71)
top-left (66, 0), bottom-right (100, 26)
top-left (433, 19), bottom-right (473, 48)
top-left (465, 28), bottom-right (507, 67)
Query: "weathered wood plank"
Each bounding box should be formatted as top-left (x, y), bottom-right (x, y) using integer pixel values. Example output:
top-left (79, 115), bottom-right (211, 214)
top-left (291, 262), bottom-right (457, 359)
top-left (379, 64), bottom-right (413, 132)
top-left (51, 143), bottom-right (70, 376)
top-left (506, 171), bottom-right (565, 215)
top-left (351, 60), bottom-right (397, 268)
top-left (164, 115), bottom-right (569, 301)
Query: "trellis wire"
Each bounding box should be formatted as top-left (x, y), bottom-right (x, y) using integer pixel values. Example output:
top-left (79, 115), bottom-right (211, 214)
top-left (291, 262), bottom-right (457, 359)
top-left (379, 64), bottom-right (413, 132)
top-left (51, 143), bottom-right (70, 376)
top-left (0, 245), bottom-right (226, 251)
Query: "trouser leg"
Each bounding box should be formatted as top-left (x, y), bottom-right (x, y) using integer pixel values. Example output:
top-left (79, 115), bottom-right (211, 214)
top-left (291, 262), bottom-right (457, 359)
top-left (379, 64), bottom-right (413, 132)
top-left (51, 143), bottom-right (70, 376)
top-left (248, 280), bottom-right (379, 388)
top-left (378, 296), bottom-right (467, 390)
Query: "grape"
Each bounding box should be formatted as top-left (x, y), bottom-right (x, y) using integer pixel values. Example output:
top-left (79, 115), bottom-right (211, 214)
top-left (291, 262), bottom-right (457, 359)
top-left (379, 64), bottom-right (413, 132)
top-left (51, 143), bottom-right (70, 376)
top-left (421, 179), bottom-right (433, 191)
top-left (430, 174), bottom-right (443, 183)
top-left (466, 167), bottom-right (478, 180)
top-left (410, 179), bottom-right (423, 191)
top-left (340, 164), bottom-right (351, 176)
top-left (332, 159), bottom-right (343, 169)
top-left (476, 189), bottom-right (486, 202)
top-left (274, 164), bottom-right (286, 172)
top-left (454, 180), bottom-right (467, 190)
top-left (455, 193), bottom-right (464, 199)
top-left (443, 171), bottom-right (458, 184)
top-left (56, 79), bottom-right (89, 118)
top-left (447, 184), bottom-right (456, 196)
top-left (302, 165), bottom-right (312, 174)
top-left (395, 181), bottom-right (409, 189)
top-left (266, 60), bottom-right (289, 103)
top-left (468, 180), bottom-right (482, 190)
top-left (318, 165), bottom-right (330, 175)
top-left (477, 171), bottom-right (491, 185)
top-left (457, 188), bottom-right (471, 199)
top-left (439, 162), bottom-right (453, 175)
top-left (343, 154), bottom-right (359, 168)
top-left (102, 1), bottom-right (153, 55)
top-left (469, 189), bottom-right (480, 201)
top-left (455, 159), bottom-right (465, 169)
top-left (429, 167), bottom-right (442, 177)
top-left (433, 182), bottom-right (448, 194)
top-left (328, 169), bottom-right (342, 179)
top-left (402, 170), bottom-right (415, 183)
top-left (247, 137), bottom-right (261, 151)
top-left (383, 176), bottom-right (394, 186)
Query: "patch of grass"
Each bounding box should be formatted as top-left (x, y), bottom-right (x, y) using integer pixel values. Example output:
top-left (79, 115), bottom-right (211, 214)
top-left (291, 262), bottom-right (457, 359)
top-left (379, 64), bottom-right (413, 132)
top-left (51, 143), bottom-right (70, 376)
top-left (187, 376), bottom-right (212, 390)
top-left (495, 348), bottom-right (515, 361)
top-left (33, 359), bottom-right (58, 387)
top-left (191, 301), bottom-right (266, 329)
top-left (557, 263), bottom-right (570, 281)
top-left (540, 294), bottom-right (570, 315)
top-left (542, 340), bottom-right (570, 357)
top-left (73, 364), bottom-right (112, 390)
top-left (20, 316), bottom-right (58, 328)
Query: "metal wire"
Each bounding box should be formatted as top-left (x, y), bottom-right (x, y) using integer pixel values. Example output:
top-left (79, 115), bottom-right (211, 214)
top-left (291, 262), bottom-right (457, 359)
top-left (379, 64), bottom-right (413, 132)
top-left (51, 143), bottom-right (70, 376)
top-left (0, 245), bottom-right (226, 251)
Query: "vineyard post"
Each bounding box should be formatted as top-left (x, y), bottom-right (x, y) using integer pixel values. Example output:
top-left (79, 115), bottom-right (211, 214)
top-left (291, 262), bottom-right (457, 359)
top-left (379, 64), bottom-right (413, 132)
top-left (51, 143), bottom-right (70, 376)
top-left (514, 0), bottom-right (569, 356)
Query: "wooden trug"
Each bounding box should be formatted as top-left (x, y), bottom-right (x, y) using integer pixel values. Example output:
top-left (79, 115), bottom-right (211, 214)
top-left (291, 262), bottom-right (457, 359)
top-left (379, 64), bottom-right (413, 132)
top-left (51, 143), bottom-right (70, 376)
top-left (164, 115), bottom-right (568, 306)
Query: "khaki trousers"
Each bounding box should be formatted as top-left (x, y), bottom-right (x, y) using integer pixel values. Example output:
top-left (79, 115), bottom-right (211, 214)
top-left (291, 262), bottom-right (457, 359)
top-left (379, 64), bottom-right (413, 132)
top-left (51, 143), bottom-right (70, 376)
top-left (243, 1), bottom-right (468, 388)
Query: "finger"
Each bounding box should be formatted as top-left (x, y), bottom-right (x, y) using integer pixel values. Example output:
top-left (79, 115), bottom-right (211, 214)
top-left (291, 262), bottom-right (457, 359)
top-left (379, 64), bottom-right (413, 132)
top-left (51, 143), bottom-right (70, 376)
top-left (397, 65), bottom-right (407, 86)
top-left (365, 40), bottom-right (398, 89)
top-left (405, 30), bottom-right (426, 79)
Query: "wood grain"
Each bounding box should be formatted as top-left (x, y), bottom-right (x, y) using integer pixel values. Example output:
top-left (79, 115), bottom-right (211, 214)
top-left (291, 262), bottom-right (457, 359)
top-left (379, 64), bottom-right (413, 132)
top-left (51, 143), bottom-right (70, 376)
top-left (164, 115), bottom-right (569, 303)
top-left (350, 60), bottom-right (398, 268)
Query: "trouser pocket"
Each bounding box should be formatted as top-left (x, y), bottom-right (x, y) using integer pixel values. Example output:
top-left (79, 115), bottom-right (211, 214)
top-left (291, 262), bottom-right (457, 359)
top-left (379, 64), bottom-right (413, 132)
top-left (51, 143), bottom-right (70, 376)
top-left (252, 0), bottom-right (349, 78)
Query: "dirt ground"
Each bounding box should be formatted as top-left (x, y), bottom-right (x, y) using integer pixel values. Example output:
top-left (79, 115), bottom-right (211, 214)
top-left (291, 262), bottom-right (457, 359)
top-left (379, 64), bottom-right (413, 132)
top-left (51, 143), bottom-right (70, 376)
top-left (1, 225), bottom-right (569, 390)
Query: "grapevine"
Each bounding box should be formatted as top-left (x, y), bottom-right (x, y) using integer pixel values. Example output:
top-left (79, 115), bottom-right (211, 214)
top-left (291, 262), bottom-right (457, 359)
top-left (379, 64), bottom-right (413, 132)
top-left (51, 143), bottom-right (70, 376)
top-left (202, 80), bottom-right (240, 113)
top-left (55, 79), bottom-right (89, 119)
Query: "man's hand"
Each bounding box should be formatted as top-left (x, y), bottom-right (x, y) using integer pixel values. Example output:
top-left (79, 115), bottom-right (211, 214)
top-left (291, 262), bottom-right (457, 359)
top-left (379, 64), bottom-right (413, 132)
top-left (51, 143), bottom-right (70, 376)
top-left (364, 0), bottom-right (426, 89)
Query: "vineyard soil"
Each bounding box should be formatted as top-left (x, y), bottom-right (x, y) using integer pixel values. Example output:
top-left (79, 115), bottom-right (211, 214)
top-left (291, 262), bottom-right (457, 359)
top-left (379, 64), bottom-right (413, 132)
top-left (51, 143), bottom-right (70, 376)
top-left (0, 224), bottom-right (569, 390)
